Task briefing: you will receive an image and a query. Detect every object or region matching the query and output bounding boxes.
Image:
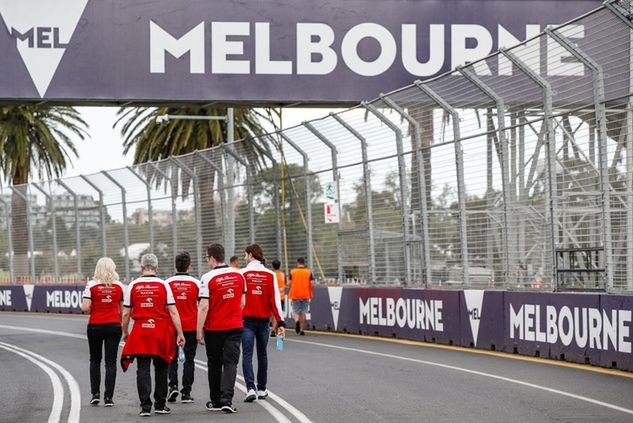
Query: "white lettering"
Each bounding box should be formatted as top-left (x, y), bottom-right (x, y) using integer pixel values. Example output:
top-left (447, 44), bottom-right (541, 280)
top-left (574, 307), bottom-right (588, 349)
top-left (558, 306), bottom-right (573, 346)
top-left (211, 22), bottom-right (250, 74)
top-left (341, 23), bottom-right (396, 77)
top-left (618, 310), bottom-right (631, 353)
top-left (524, 304), bottom-right (535, 341)
top-left (402, 24), bottom-right (444, 77)
top-left (150, 21), bottom-right (205, 73)
top-left (451, 24), bottom-right (492, 75)
top-left (547, 24), bottom-right (584, 76)
top-left (546, 305), bottom-right (558, 344)
top-left (0, 290), bottom-right (11, 306)
top-left (255, 22), bottom-right (292, 74)
top-left (510, 304), bottom-right (523, 339)
top-left (296, 23), bottom-right (337, 75)
top-left (588, 308), bottom-right (602, 349)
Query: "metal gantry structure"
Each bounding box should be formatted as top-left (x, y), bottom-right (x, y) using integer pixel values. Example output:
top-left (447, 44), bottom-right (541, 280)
top-left (0, 0), bottom-right (632, 293)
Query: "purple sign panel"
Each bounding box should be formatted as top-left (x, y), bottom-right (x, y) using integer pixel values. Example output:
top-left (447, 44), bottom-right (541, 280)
top-left (0, 0), bottom-right (601, 104)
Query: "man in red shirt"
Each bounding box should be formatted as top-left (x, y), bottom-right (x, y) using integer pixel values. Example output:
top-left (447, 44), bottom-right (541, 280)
top-left (165, 252), bottom-right (200, 404)
top-left (121, 253), bottom-right (185, 417)
top-left (240, 244), bottom-right (285, 403)
top-left (197, 243), bottom-right (246, 414)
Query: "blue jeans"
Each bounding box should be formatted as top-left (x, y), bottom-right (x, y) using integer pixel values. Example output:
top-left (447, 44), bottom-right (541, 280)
top-left (241, 317), bottom-right (270, 391)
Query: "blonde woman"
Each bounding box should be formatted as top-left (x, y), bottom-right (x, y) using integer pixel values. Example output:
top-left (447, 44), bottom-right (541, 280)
top-left (81, 257), bottom-right (125, 407)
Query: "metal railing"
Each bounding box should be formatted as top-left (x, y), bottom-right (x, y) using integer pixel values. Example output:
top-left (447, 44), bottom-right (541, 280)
top-left (1, 0), bottom-right (632, 292)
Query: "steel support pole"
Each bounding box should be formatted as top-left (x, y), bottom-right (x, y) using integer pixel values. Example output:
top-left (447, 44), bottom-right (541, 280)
top-left (0, 197), bottom-right (14, 284)
top-left (414, 83), bottom-right (470, 286)
top-left (457, 67), bottom-right (512, 288)
top-left (380, 95), bottom-right (433, 287)
top-left (244, 137), bottom-right (282, 259)
top-left (9, 187), bottom-right (35, 282)
top-left (363, 101), bottom-right (412, 286)
top-left (57, 180), bottom-right (82, 277)
top-left (80, 175), bottom-right (107, 257)
top-left (331, 113), bottom-right (377, 283)
top-left (101, 170), bottom-right (129, 280)
top-left (223, 144), bottom-right (256, 244)
top-left (32, 183), bottom-right (59, 282)
top-left (225, 109), bottom-right (236, 256)
top-left (501, 48), bottom-right (557, 290)
top-left (279, 132), bottom-right (314, 271)
top-left (149, 162), bottom-right (178, 259)
top-left (303, 121), bottom-right (343, 284)
top-left (170, 157), bottom-right (204, 275)
top-left (546, 28), bottom-right (614, 291)
top-left (193, 150), bottom-right (227, 245)
top-left (127, 166), bottom-right (154, 252)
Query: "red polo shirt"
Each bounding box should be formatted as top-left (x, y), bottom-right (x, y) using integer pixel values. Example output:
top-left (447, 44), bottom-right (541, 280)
top-left (199, 265), bottom-right (246, 331)
top-left (83, 280), bottom-right (125, 324)
top-left (241, 260), bottom-right (284, 322)
top-left (165, 273), bottom-right (200, 332)
top-left (123, 275), bottom-right (175, 320)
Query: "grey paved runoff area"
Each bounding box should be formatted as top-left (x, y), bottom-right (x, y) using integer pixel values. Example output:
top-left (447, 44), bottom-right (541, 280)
top-left (0, 312), bottom-right (632, 423)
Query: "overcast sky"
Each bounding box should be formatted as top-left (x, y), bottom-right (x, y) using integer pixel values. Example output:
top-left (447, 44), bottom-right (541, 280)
top-left (67, 106), bottom-right (341, 179)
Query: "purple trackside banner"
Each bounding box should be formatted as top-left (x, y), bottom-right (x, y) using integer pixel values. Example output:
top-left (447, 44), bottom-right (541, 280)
top-left (2, 284), bottom-right (631, 371)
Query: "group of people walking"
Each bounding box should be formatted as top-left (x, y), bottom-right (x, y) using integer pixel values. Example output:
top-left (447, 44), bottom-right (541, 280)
top-left (81, 242), bottom-right (314, 417)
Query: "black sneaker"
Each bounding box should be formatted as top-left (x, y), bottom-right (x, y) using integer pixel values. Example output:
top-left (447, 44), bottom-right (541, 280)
top-left (181, 393), bottom-right (194, 403)
top-left (206, 401), bottom-right (223, 412)
top-left (300, 331), bottom-right (306, 336)
top-left (222, 404), bottom-right (237, 413)
top-left (167, 387), bottom-right (179, 403)
top-left (104, 398), bottom-right (114, 407)
top-left (155, 406), bottom-right (171, 415)
top-left (295, 321), bottom-right (301, 334)
top-left (270, 331), bottom-right (276, 338)
top-left (139, 409), bottom-right (151, 417)
top-left (90, 394), bottom-right (100, 405)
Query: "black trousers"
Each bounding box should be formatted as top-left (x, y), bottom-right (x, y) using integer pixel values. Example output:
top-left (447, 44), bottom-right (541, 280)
top-left (168, 331), bottom-right (198, 394)
top-left (204, 328), bottom-right (242, 406)
top-left (87, 323), bottom-right (122, 398)
top-left (136, 356), bottom-right (169, 410)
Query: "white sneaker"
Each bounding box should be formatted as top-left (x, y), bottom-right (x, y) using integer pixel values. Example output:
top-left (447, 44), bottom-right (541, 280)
top-left (257, 390), bottom-right (268, 400)
top-left (243, 389), bottom-right (257, 402)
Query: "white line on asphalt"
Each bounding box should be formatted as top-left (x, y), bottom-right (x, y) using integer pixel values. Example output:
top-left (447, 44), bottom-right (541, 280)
top-left (0, 341), bottom-right (64, 423)
top-left (0, 324), bottom-right (308, 423)
top-left (0, 340), bottom-right (82, 423)
top-left (193, 362), bottom-right (292, 423)
top-left (288, 338), bottom-right (633, 417)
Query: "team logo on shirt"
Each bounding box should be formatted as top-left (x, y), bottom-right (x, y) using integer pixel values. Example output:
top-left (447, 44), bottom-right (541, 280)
top-left (140, 297), bottom-right (154, 308)
top-left (177, 292), bottom-right (188, 300)
top-left (223, 288), bottom-right (235, 300)
top-left (252, 285), bottom-right (263, 296)
top-left (141, 319), bottom-right (156, 329)
top-left (101, 295), bottom-right (113, 303)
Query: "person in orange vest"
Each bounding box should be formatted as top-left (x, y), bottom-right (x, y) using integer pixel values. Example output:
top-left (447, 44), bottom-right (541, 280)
top-left (288, 257), bottom-right (314, 336)
top-left (270, 259), bottom-right (286, 338)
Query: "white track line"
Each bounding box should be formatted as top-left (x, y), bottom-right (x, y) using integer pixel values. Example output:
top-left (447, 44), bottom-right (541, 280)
top-left (0, 340), bottom-right (82, 423)
top-left (288, 338), bottom-right (633, 417)
top-left (0, 323), bottom-right (307, 422)
top-left (0, 342), bottom-right (64, 423)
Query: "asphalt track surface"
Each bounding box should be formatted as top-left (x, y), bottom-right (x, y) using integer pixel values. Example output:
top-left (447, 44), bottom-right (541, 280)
top-left (1, 312), bottom-right (632, 423)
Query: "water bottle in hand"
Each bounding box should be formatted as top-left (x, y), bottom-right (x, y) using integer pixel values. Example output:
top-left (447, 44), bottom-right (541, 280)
top-left (178, 345), bottom-right (185, 364)
top-left (276, 334), bottom-right (284, 352)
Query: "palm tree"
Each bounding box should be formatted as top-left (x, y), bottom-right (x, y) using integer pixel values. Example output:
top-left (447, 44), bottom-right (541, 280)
top-left (0, 106), bottom-right (88, 279)
top-left (115, 107), bottom-right (276, 249)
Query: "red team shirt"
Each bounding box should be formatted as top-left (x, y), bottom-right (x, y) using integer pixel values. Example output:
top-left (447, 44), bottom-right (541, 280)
top-left (123, 276), bottom-right (175, 320)
top-left (199, 265), bottom-right (246, 331)
top-left (82, 280), bottom-right (125, 324)
top-left (241, 260), bottom-right (284, 322)
top-left (165, 274), bottom-right (200, 332)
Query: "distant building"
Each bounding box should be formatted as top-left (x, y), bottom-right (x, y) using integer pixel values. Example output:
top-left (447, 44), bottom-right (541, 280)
top-left (131, 208), bottom-right (174, 227)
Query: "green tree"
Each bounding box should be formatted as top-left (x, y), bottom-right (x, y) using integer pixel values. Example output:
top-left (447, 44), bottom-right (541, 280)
top-left (0, 106), bottom-right (88, 279)
top-left (115, 107), bottom-right (275, 247)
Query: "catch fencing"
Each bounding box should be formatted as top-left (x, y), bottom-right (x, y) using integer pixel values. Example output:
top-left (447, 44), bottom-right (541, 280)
top-left (0, 0), bottom-right (632, 293)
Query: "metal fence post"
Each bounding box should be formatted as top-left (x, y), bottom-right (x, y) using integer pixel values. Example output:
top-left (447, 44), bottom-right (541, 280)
top-left (101, 170), bottom-right (130, 280)
top-left (80, 175), bottom-right (107, 257)
top-left (32, 183), bottom-right (59, 282)
top-left (545, 27), bottom-right (614, 291)
top-left (244, 137), bottom-right (282, 259)
top-left (56, 180), bottom-right (82, 278)
top-left (149, 162), bottom-right (179, 259)
top-left (223, 144), bottom-right (256, 244)
top-left (413, 83), bottom-right (470, 286)
top-left (331, 113), bottom-right (377, 284)
top-left (501, 48), bottom-right (557, 290)
top-left (457, 67), bottom-right (512, 288)
top-left (0, 197), bottom-right (14, 283)
top-left (193, 150), bottom-right (227, 245)
top-left (279, 132), bottom-right (314, 272)
top-left (170, 157), bottom-right (204, 275)
top-left (303, 121), bottom-right (343, 284)
top-left (380, 95), bottom-right (433, 287)
top-left (363, 101), bottom-right (412, 286)
top-left (127, 166), bottom-right (154, 252)
top-left (9, 186), bottom-right (36, 282)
